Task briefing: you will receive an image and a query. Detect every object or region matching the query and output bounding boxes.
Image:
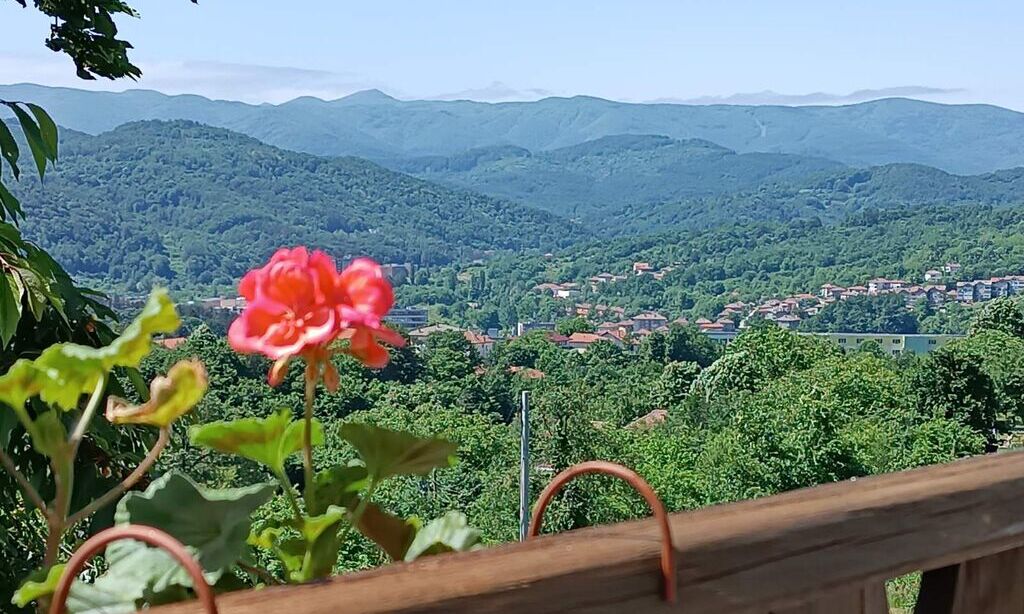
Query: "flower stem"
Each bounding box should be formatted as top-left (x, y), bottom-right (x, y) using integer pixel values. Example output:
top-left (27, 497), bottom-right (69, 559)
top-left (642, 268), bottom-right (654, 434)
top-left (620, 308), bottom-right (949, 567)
top-left (302, 366), bottom-right (317, 513)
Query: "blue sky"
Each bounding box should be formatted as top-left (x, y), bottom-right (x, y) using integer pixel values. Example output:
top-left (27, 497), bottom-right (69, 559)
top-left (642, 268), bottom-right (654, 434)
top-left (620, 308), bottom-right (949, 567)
top-left (1, 0), bottom-right (1022, 108)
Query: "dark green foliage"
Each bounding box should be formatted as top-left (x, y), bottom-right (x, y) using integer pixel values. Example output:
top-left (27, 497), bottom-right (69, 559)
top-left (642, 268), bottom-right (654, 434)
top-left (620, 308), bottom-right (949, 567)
top-left (5, 0), bottom-right (196, 80)
top-left (969, 297), bottom-right (1024, 338)
top-left (399, 135), bottom-right (844, 218)
top-left (639, 325), bottom-right (721, 367)
top-left (11, 121), bottom-right (584, 292)
top-left (803, 294), bottom-right (919, 333)
top-left (912, 348), bottom-right (1001, 444)
top-left (555, 318), bottom-right (594, 336)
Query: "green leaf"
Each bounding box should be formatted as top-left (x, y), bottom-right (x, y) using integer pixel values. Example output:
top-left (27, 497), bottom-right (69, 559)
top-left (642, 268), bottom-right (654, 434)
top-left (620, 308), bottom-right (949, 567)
top-left (403, 512), bottom-right (482, 562)
top-left (339, 422), bottom-right (457, 480)
top-left (285, 508), bottom-right (346, 583)
top-left (309, 464), bottom-right (367, 515)
top-left (0, 271), bottom-right (22, 348)
top-left (0, 288), bottom-right (179, 411)
top-left (106, 360), bottom-right (207, 428)
top-left (0, 120), bottom-right (19, 178)
top-left (249, 509), bottom-right (348, 583)
top-left (0, 181), bottom-right (22, 220)
top-left (8, 104), bottom-right (48, 178)
top-left (115, 471), bottom-right (276, 574)
top-left (26, 104), bottom-right (58, 160)
top-left (189, 409), bottom-right (324, 474)
top-left (11, 564), bottom-right (64, 608)
top-left (65, 539), bottom-right (209, 614)
top-left (355, 502), bottom-right (418, 561)
top-left (31, 411), bottom-right (67, 458)
top-left (15, 266), bottom-right (48, 320)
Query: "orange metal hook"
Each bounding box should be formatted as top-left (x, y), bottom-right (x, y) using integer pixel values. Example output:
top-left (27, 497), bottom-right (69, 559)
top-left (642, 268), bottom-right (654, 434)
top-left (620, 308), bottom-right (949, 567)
top-left (49, 524), bottom-right (218, 614)
top-left (527, 460), bottom-right (677, 603)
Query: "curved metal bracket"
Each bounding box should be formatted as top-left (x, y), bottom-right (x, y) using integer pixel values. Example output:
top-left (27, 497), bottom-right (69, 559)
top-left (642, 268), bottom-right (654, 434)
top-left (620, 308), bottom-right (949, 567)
top-left (527, 460), bottom-right (677, 603)
top-left (50, 524), bottom-right (218, 614)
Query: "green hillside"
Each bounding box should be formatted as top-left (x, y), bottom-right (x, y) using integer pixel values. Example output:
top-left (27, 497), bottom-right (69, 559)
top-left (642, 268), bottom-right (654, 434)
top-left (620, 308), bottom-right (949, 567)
top-left (4, 84), bottom-right (1024, 174)
top-left (396, 135), bottom-right (845, 217)
top-left (400, 204), bottom-right (1024, 326)
top-left (611, 163), bottom-right (1024, 234)
top-left (10, 121), bottom-right (584, 292)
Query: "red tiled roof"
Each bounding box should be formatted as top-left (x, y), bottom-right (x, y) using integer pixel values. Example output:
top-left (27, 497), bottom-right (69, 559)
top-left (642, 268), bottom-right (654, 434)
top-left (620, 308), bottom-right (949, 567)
top-left (157, 337), bottom-right (187, 349)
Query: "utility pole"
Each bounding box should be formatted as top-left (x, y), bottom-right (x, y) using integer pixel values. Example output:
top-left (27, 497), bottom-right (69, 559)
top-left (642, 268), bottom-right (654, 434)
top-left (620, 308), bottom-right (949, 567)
top-left (518, 390), bottom-right (531, 541)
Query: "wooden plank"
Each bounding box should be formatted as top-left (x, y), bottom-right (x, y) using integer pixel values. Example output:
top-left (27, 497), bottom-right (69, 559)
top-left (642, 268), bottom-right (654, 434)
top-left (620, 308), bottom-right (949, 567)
top-left (156, 451), bottom-right (1024, 614)
top-left (772, 582), bottom-right (888, 614)
top-left (917, 548), bottom-right (1024, 614)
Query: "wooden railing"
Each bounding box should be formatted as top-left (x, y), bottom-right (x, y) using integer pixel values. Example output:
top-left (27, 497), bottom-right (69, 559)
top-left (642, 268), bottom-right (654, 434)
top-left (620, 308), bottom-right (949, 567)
top-left (158, 450), bottom-right (1024, 613)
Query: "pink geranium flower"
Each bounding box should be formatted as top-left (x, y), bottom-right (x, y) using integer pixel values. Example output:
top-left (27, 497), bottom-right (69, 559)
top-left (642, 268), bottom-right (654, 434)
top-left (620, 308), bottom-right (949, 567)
top-left (228, 249), bottom-right (404, 385)
top-left (228, 247), bottom-right (339, 361)
top-left (336, 258), bottom-right (406, 369)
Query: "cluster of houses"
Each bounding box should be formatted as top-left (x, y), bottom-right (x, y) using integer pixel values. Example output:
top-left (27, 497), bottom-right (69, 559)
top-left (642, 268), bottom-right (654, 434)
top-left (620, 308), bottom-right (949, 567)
top-left (535, 261), bottom-right (680, 297)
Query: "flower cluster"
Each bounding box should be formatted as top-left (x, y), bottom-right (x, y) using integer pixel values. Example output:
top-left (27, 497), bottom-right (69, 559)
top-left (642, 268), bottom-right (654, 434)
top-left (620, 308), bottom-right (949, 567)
top-left (227, 248), bottom-right (405, 386)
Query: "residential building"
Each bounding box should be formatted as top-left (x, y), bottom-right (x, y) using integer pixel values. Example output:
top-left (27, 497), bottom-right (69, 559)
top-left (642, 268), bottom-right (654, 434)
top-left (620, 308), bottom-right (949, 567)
top-left (807, 333), bottom-right (962, 356)
top-left (385, 307), bottom-right (428, 328)
top-left (565, 332), bottom-right (623, 351)
top-left (956, 282), bottom-right (976, 303)
top-left (463, 331), bottom-right (495, 358)
top-left (633, 311), bottom-right (668, 331)
top-left (157, 337), bottom-right (187, 350)
top-left (408, 323), bottom-right (462, 343)
top-left (381, 262), bottom-right (415, 284)
top-left (774, 314), bottom-right (802, 330)
top-left (924, 269), bottom-right (943, 282)
top-left (925, 286), bottom-right (947, 306)
top-left (867, 278), bottom-right (907, 294)
top-left (944, 262), bottom-right (962, 274)
top-left (633, 262), bottom-right (654, 275)
top-left (516, 321), bottom-right (555, 337)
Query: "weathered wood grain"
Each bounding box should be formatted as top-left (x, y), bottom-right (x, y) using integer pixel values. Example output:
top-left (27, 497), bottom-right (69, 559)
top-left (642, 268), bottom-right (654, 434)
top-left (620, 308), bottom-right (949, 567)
top-left (156, 451), bottom-right (1024, 613)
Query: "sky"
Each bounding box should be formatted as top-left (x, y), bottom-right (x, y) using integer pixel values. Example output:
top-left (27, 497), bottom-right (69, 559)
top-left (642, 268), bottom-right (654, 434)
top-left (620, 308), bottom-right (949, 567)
top-left (1, 0), bottom-right (1022, 109)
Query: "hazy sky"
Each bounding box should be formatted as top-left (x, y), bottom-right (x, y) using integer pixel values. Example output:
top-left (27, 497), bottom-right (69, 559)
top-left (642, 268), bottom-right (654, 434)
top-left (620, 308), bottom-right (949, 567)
top-left (1, 0), bottom-right (1022, 109)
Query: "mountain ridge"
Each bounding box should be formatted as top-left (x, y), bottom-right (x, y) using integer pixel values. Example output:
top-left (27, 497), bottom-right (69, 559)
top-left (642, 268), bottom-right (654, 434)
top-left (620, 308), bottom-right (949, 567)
top-left (3, 83), bottom-right (1024, 174)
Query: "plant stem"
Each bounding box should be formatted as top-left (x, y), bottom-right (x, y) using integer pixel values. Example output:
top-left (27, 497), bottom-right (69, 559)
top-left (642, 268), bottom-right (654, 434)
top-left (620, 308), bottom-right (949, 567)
top-left (237, 562), bottom-right (280, 586)
top-left (65, 428), bottom-right (170, 529)
top-left (339, 479), bottom-right (377, 545)
top-left (274, 471), bottom-right (304, 522)
top-left (69, 376), bottom-right (107, 456)
top-left (0, 447), bottom-right (48, 516)
top-left (302, 366), bottom-right (317, 513)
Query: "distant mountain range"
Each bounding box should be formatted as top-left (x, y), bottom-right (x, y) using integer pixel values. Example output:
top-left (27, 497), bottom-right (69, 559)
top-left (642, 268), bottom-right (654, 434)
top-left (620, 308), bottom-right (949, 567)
top-left (10, 121), bottom-right (582, 291)
top-left (3, 83), bottom-right (1024, 174)
top-left (655, 86), bottom-right (965, 106)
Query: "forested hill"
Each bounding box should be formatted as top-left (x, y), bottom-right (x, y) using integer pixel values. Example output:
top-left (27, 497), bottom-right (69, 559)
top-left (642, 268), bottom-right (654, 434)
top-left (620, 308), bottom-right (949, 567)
top-left (394, 135), bottom-right (845, 217)
top-left (4, 83), bottom-right (1024, 174)
top-left (612, 163), bottom-right (1024, 234)
top-left (11, 121), bottom-right (584, 292)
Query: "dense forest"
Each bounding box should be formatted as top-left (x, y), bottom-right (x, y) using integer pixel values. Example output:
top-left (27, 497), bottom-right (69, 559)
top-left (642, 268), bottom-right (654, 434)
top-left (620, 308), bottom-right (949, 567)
top-left (395, 135), bottom-right (844, 218)
top-left (11, 121), bottom-right (583, 292)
